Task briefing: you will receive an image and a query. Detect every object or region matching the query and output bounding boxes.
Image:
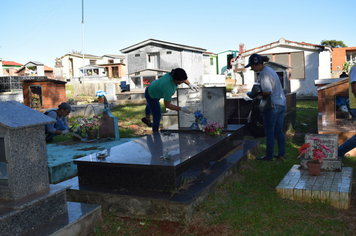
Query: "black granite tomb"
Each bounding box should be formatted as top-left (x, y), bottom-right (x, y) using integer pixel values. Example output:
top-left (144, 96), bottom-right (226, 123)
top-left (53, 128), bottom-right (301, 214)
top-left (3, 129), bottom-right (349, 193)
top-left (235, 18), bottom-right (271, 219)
top-left (75, 131), bottom-right (243, 192)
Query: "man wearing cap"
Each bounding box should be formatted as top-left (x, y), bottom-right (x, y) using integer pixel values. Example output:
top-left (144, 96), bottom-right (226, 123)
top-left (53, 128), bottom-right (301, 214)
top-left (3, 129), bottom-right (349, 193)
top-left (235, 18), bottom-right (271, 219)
top-left (245, 53), bottom-right (286, 161)
top-left (44, 102), bottom-right (75, 142)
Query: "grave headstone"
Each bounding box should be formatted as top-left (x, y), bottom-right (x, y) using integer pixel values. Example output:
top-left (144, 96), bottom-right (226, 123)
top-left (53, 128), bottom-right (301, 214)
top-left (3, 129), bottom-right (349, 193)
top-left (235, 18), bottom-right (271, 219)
top-left (106, 83), bottom-right (116, 102)
top-left (98, 98), bottom-right (119, 139)
top-left (300, 134), bottom-right (341, 171)
top-left (0, 101), bottom-right (101, 235)
top-left (0, 101), bottom-right (54, 200)
top-left (177, 87), bottom-right (226, 129)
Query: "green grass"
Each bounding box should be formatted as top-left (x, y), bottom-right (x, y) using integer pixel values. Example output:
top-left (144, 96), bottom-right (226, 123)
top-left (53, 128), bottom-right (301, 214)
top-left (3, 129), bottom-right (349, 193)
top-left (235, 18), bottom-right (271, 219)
top-left (51, 103), bottom-right (167, 142)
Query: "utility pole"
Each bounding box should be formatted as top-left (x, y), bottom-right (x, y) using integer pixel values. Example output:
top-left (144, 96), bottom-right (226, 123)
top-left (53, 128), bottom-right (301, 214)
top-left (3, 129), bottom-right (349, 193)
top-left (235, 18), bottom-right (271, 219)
top-left (82, 0), bottom-right (85, 84)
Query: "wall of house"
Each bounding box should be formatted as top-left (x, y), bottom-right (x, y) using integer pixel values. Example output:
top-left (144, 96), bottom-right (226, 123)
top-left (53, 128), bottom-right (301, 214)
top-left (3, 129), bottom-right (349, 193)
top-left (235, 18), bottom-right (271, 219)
top-left (124, 44), bottom-right (205, 87)
top-left (0, 61), bottom-right (2, 76)
top-left (2, 67), bottom-right (20, 76)
top-left (203, 55), bottom-right (217, 75)
top-left (319, 50), bottom-right (332, 79)
top-left (159, 49), bottom-right (182, 69)
top-left (332, 48), bottom-right (347, 71)
top-left (126, 46), bottom-right (183, 74)
top-left (181, 51), bottom-right (203, 85)
top-left (126, 50), bottom-right (150, 74)
top-left (62, 55), bottom-right (91, 79)
top-left (332, 47), bottom-right (356, 71)
top-left (217, 51), bottom-right (238, 75)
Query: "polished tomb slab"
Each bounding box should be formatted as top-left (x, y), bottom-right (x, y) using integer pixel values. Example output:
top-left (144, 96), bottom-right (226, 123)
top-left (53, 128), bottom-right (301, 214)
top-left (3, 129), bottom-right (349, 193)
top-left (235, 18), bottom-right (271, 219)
top-left (62, 138), bottom-right (259, 223)
top-left (74, 130), bottom-right (244, 192)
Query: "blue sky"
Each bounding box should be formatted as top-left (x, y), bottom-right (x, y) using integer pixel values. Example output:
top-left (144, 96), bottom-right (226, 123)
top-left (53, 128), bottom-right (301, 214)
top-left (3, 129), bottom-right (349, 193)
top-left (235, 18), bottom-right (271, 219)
top-left (1, 0), bottom-right (355, 67)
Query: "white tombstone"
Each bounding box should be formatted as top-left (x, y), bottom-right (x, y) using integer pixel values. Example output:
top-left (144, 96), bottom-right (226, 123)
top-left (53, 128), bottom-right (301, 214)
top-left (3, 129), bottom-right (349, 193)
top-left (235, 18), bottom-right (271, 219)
top-left (300, 134), bottom-right (341, 171)
top-left (106, 83), bottom-right (116, 102)
top-left (177, 87), bottom-right (226, 129)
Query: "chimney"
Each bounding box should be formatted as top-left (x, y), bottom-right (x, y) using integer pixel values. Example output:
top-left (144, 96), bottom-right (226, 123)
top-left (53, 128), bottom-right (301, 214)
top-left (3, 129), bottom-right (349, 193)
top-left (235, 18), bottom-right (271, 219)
top-left (239, 43), bottom-right (245, 55)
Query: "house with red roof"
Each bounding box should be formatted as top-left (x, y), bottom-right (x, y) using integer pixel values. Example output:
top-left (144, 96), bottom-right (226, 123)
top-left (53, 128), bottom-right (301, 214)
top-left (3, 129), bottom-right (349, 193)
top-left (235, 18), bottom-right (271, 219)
top-left (232, 38), bottom-right (332, 97)
top-left (1, 61), bottom-right (23, 76)
top-left (16, 61), bottom-right (54, 79)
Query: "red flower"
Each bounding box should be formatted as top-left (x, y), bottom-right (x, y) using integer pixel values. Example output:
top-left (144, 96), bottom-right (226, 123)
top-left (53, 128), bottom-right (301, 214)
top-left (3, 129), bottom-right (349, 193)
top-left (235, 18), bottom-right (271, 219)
top-left (298, 143), bottom-right (310, 158)
top-left (297, 138), bottom-right (333, 163)
top-left (143, 78), bottom-right (150, 86)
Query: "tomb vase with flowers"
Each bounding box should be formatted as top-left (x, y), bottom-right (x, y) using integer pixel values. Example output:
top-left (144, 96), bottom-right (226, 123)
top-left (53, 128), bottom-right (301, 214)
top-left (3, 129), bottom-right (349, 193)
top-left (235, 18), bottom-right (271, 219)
top-left (297, 137), bottom-right (333, 176)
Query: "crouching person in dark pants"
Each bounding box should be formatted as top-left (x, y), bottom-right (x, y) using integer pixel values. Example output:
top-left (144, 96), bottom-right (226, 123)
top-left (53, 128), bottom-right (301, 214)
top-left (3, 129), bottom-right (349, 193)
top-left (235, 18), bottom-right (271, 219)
top-left (44, 102), bottom-right (74, 142)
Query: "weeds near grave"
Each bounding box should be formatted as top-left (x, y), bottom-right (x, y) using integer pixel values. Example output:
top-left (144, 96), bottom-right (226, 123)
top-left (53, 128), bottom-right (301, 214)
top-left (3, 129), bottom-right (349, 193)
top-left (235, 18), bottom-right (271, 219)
top-left (170, 176), bottom-right (196, 198)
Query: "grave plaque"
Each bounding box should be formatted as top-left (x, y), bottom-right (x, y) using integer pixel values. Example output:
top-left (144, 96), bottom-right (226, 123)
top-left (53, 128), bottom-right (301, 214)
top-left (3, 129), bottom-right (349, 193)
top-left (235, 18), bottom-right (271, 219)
top-left (300, 134), bottom-right (341, 171)
top-left (177, 87), bottom-right (226, 129)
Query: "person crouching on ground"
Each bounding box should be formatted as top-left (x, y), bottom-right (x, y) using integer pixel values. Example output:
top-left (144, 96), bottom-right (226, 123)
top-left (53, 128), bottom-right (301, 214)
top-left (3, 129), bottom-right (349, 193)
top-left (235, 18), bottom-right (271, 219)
top-left (141, 68), bottom-right (198, 133)
top-left (245, 54), bottom-right (286, 161)
top-left (44, 102), bottom-right (74, 142)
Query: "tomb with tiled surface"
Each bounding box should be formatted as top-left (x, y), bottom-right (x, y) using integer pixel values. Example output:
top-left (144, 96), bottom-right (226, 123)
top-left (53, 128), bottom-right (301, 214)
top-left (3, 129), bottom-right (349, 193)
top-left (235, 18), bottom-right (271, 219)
top-left (276, 165), bottom-right (353, 209)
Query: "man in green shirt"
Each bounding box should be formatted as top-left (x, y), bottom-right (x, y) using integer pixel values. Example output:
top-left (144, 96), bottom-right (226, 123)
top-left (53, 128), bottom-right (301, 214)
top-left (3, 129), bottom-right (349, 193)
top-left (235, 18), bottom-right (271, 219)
top-left (142, 68), bottom-right (198, 132)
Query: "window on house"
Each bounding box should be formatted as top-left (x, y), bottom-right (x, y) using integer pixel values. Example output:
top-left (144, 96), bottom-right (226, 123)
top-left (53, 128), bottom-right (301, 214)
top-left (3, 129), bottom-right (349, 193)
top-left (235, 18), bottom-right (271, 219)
top-left (261, 52), bottom-right (305, 79)
top-left (135, 54), bottom-right (140, 57)
top-left (346, 51), bottom-right (356, 64)
top-left (210, 58), bottom-right (214, 66)
top-left (166, 51), bottom-right (172, 54)
top-left (5, 69), bottom-right (10, 75)
top-left (108, 60), bottom-right (114, 64)
top-left (227, 54), bottom-right (233, 69)
top-left (90, 60), bottom-right (96, 65)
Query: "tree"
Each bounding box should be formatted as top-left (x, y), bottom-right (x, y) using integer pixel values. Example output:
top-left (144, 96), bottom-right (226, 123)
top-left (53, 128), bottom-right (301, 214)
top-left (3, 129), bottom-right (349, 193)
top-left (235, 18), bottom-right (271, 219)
top-left (320, 40), bottom-right (347, 48)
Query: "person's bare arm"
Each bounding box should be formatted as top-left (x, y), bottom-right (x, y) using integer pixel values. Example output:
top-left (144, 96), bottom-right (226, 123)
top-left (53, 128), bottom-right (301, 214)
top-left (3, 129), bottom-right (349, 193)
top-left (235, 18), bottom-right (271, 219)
top-left (164, 100), bottom-right (181, 111)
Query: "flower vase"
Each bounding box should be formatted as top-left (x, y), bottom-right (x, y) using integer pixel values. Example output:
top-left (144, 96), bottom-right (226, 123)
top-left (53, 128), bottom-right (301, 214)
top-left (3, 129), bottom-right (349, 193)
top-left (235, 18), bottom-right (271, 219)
top-left (98, 97), bottom-right (104, 103)
top-left (87, 129), bottom-right (98, 140)
top-left (306, 161), bottom-right (322, 176)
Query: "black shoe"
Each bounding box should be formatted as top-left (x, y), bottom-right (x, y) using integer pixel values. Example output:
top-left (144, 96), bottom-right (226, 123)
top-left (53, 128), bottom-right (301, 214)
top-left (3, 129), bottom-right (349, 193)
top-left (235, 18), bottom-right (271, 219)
top-left (274, 155), bottom-right (286, 160)
top-left (256, 156), bottom-right (273, 161)
top-left (141, 117), bottom-right (152, 127)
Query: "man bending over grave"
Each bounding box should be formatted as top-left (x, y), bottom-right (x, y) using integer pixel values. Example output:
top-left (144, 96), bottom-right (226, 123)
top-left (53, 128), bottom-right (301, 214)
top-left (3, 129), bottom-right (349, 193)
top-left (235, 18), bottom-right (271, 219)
top-left (44, 102), bottom-right (74, 142)
top-left (141, 68), bottom-right (197, 132)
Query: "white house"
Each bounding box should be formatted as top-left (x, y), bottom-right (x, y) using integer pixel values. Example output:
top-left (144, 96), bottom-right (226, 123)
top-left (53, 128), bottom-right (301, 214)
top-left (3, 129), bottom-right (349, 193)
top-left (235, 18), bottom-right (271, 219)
top-left (120, 38), bottom-right (224, 90)
top-left (235, 38), bottom-right (332, 97)
top-left (60, 53), bottom-right (125, 80)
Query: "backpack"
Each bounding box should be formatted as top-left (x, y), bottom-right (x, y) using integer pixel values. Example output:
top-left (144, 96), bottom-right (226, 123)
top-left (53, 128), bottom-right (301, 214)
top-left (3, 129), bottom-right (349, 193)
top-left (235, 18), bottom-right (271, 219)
top-left (247, 98), bottom-right (265, 138)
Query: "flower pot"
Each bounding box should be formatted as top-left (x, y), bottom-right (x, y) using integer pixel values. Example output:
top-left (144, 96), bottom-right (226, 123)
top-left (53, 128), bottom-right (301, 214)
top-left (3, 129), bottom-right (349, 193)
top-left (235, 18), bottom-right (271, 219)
top-left (98, 97), bottom-right (104, 103)
top-left (306, 161), bottom-right (322, 176)
top-left (87, 129), bottom-right (98, 140)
